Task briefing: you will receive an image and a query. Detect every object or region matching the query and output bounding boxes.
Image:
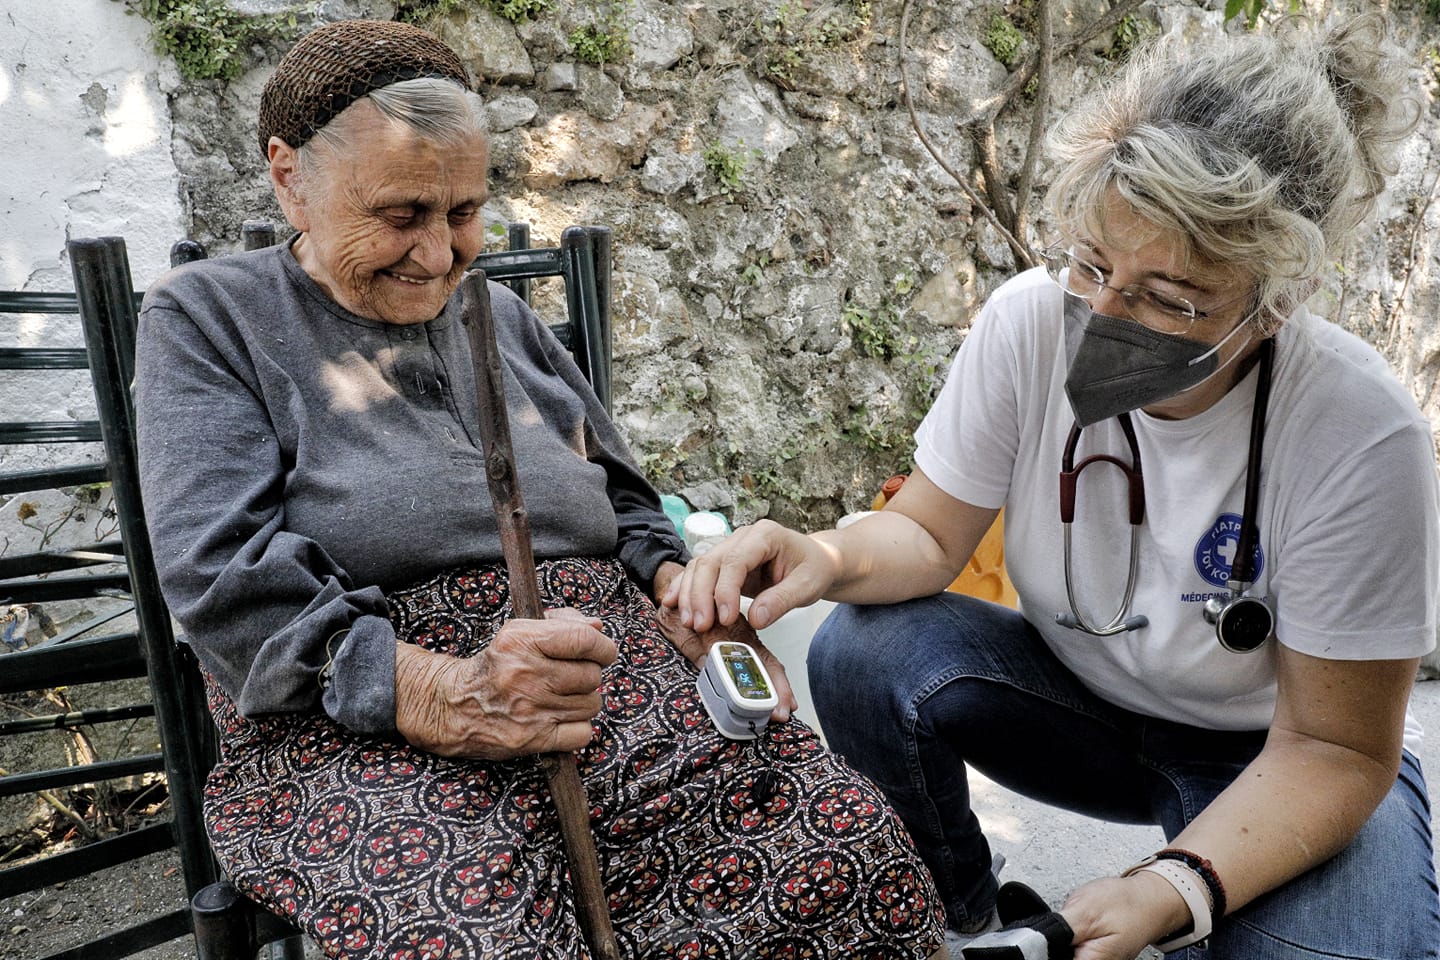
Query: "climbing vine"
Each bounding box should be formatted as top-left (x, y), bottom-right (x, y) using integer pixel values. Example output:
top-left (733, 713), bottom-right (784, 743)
top-left (130, 0), bottom-right (297, 81)
top-left (397, 0), bottom-right (552, 25)
top-left (754, 0), bottom-right (872, 88)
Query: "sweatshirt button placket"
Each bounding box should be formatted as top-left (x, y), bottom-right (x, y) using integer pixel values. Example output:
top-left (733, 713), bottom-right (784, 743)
top-left (390, 326), bottom-right (427, 399)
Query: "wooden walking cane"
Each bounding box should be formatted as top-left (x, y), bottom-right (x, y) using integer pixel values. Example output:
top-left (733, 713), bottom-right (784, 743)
top-left (459, 270), bottom-right (621, 960)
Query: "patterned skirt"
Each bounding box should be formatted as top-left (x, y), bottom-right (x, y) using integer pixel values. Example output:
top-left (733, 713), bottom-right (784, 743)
top-left (203, 558), bottom-right (944, 959)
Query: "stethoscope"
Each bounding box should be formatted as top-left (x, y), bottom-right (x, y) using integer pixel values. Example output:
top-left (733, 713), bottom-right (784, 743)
top-left (1055, 337), bottom-right (1276, 653)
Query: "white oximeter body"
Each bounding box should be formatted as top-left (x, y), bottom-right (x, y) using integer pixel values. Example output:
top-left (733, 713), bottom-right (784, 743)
top-left (697, 641), bottom-right (779, 740)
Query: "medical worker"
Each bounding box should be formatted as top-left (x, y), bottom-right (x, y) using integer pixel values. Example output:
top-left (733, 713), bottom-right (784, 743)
top-left (667, 14), bottom-right (1439, 960)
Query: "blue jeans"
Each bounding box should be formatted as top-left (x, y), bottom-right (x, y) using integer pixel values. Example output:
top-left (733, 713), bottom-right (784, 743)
top-left (808, 593), bottom-right (1440, 959)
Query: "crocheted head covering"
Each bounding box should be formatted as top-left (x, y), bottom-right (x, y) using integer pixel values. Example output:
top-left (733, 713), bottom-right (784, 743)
top-left (258, 19), bottom-right (471, 158)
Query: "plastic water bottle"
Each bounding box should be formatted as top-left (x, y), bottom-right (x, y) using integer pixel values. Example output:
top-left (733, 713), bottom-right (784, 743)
top-left (835, 510), bottom-right (876, 530)
top-left (683, 511), bottom-right (730, 557)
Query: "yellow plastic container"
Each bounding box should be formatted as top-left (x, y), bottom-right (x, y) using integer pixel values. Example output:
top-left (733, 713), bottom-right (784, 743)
top-left (872, 475), bottom-right (1018, 609)
top-left (870, 474), bottom-right (908, 511)
top-left (949, 509), bottom-right (1018, 608)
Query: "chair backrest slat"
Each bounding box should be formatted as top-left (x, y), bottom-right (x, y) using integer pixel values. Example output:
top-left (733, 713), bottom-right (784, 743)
top-left (0, 421), bottom-right (103, 444)
top-left (0, 631), bottom-right (147, 692)
top-left (476, 246), bottom-right (567, 279)
top-left (0, 822), bottom-right (175, 898)
top-left (0, 541), bottom-right (124, 579)
top-left (0, 291), bottom-right (80, 313)
top-left (0, 290), bottom-right (144, 314)
top-left (0, 347), bottom-right (90, 369)
top-left (0, 702), bottom-right (155, 736)
top-left (0, 753), bottom-right (164, 798)
top-left (0, 463), bottom-right (108, 497)
top-left (0, 571), bottom-right (132, 603)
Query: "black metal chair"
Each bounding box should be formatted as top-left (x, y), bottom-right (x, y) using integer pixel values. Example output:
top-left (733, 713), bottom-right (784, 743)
top-left (0, 239), bottom-right (218, 959)
top-left (476, 223), bottom-right (614, 412)
top-left (68, 223), bottom-right (614, 960)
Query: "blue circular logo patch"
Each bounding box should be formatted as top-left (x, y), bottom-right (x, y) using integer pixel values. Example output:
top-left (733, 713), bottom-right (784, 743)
top-left (1194, 513), bottom-right (1264, 587)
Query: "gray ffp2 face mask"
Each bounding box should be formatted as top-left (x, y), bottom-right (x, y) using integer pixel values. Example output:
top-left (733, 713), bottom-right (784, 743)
top-left (1062, 292), bottom-right (1251, 427)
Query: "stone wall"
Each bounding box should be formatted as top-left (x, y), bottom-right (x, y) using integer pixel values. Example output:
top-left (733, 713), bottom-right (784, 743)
top-left (9, 0), bottom-right (1440, 530)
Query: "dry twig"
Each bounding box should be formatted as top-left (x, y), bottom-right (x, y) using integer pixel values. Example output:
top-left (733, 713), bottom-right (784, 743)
top-left (1013, 0), bottom-right (1053, 249)
top-left (0, 765), bottom-right (95, 841)
top-left (898, 0), bottom-right (1149, 270)
top-left (897, 0), bottom-right (1030, 265)
top-left (1385, 164), bottom-right (1440, 356)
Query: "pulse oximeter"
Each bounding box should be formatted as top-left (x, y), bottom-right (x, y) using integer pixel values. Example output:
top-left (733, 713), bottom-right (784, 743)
top-left (697, 641), bottom-right (779, 740)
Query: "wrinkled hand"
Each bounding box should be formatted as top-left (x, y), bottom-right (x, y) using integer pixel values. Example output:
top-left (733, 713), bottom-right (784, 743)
top-left (394, 608), bottom-right (617, 760)
top-left (652, 601), bottom-right (798, 723)
top-left (1060, 873), bottom-right (1189, 960)
top-left (661, 519), bottom-right (838, 632)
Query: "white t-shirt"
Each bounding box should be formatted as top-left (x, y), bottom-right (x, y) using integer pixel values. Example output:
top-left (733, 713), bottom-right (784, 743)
top-left (915, 267), bottom-right (1438, 749)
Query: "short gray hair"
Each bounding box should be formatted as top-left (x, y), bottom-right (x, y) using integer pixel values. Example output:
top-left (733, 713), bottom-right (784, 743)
top-left (1046, 14), bottom-right (1418, 332)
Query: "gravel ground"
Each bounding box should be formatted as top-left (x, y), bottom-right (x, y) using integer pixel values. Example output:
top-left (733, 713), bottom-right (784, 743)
top-left (3, 849), bottom-right (191, 960)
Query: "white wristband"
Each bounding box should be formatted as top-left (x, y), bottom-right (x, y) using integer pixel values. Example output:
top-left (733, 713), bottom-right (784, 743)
top-left (1124, 858), bottom-right (1213, 951)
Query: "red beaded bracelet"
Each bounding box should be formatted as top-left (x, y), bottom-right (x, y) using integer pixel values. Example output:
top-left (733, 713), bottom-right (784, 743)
top-left (1156, 848), bottom-right (1228, 921)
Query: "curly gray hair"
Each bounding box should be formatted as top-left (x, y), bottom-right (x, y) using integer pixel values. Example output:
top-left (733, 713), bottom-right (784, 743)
top-left (1046, 14), bottom-right (1418, 333)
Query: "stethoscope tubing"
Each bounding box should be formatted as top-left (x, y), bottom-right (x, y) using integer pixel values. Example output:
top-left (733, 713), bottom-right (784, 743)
top-left (1228, 337), bottom-right (1275, 590)
top-left (1057, 412), bottom-right (1148, 636)
top-left (1055, 339), bottom-right (1276, 640)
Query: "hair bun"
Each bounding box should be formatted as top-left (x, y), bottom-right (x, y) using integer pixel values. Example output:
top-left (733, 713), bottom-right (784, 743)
top-left (1312, 14), bottom-right (1418, 197)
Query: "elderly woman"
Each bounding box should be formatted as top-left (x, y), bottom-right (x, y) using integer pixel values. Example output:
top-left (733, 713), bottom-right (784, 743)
top-left (135, 20), bottom-right (944, 960)
top-left (669, 16), bottom-right (1439, 960)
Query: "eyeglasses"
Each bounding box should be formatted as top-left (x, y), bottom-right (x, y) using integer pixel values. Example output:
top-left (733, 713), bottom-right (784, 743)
top-left (1041, 245), bottom-right (1230, 337)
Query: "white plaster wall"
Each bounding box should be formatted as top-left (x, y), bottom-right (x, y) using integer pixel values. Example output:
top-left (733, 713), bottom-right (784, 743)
top-left (0, 0), bottom-right (184, 473)
top-left (1, 0), bottom-right (185, 293)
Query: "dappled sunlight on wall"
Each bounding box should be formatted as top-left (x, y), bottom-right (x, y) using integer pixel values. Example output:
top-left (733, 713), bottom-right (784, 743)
top-left (0, 241), bottom-right (33, 297)
top-left (12, 312), bottom-right (80, 350)
top-left (5, 0), bottom-right (185, 289)
top-left (104, 75), bottom-right (161, 158)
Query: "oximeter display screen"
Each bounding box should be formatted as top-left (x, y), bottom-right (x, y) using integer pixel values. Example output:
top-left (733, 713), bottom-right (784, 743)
top-left (720, 643), bottom-right (771, 700)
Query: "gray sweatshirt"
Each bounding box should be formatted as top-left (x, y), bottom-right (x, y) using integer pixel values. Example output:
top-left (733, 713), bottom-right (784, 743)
top-left (135, 242), bottom-right (686, 734)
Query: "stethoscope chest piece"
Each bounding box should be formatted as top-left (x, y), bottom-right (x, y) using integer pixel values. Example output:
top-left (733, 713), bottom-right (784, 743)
top-left (1203, 591), bottom-right (1274, 653)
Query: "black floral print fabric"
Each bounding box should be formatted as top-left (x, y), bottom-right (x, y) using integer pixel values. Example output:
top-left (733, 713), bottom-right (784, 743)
top-left (203, 558), bottom-right (944, 959)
